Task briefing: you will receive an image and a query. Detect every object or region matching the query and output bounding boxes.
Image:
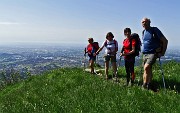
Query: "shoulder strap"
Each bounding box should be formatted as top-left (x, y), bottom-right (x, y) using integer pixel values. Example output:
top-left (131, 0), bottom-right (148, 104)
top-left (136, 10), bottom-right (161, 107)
top-left (142, 27), bottom-right (156, 39)
top-left (130, 38), bottom-right (133, 50)
top-left (151, 27), bottom-right (155, 34)
top-left (105, 39), bottom-right (117, 47)
top-left (151, 27), bottom-right (159, 39)
top-left (92, 42), bottom-right (95, 49)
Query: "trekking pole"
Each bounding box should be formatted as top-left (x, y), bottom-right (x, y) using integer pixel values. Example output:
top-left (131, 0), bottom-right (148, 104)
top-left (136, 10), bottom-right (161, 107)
top-left (119, 56), bottom-right (122, 67)
top-left (96, 55), bottom-right (98, 64)
top-left (116, 55), bottom-right (121, 74)
top-left (115, 55), bottom-right (121, 82)
top-left (116, 56), bottom-right (121, 76)
top-left (83, 47), bottom-right (86, 71)
top-left (159, 58), bottom-right (166, 90)
top-left (138, 54), bottom-right (144, 86)
top-left (119, 47), bottom-right (124, 67)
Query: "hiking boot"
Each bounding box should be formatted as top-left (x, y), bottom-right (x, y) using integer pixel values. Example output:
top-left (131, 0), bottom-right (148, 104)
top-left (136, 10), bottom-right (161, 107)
top-left (142, 83), bottom-right (149, 89)
top-left (105, 75), bottom-right (108, 80)
top-left (126, 81), bottom-right (129, 86)
top-left (91, 72), bottom-right (96, 75)
top-left (112, 76), bottom-right (118, 82)
top-left (126, 78), bottom-right (130, 86)
top-left (148, 83), bottom-right (158, 92)
top-left (130, 79), bottom-right (134, 86)
top-left (127, 82), bottom-right (129, 86)
top-left (130, 82), bottom-right (134, 86)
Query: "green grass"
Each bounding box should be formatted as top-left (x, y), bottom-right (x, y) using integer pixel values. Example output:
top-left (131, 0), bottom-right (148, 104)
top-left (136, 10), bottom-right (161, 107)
top-left (0, 61), bottom-right (179, 113)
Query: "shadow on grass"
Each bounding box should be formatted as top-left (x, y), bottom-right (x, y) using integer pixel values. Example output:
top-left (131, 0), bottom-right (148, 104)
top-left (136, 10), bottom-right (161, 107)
top-left (163, 79), bottom-right (180, 93)
top-left (148, 79), bottom-right (180, 93)
top-left (115, 70), bottom-right (180, 93)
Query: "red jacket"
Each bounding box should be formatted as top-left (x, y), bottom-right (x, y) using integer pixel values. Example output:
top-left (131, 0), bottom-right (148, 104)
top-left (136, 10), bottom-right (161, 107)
top-left (87, 43), bottom-right (99, 55)
top-left (123, 38), bottom-right (136, 59)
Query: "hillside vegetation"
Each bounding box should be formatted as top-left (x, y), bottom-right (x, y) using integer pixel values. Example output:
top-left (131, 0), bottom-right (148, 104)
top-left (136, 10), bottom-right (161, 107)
top-left (0, 61), bottom-right (179, 113)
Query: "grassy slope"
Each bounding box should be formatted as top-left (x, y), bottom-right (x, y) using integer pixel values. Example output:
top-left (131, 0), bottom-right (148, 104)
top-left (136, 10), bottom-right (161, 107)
top-left (0, 61), bottom-right (179, 113)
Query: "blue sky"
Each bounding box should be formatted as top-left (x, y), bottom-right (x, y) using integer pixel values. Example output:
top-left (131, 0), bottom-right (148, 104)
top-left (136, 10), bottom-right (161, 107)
top-left (0, 0), bottom-right (179, 47)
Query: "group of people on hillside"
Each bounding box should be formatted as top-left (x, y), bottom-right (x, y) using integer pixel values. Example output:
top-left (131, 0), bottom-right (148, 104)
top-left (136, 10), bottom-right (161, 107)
top-left (85, 17), bottom-right (168, 90)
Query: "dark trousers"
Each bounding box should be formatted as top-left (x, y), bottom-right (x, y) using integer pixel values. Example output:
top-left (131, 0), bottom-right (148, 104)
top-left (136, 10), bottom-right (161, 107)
top-left (125, 57), bottom-right (135, 83)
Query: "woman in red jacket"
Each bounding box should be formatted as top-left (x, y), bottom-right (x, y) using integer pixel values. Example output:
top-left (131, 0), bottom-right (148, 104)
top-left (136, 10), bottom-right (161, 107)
top-left (86, 38), bottom-right (99, 74)
top-left (120, 28), bottom-right (136, 86)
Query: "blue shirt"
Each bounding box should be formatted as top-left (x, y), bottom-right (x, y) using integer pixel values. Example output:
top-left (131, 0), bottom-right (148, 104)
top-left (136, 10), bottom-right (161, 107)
top-left (142, 27), bottom-right (164, 54)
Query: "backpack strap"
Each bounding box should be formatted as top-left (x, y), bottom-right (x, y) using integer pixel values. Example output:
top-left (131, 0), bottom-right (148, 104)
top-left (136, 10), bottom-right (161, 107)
top-left (104, 39), bottom-right (116, 47)
top-left (129, 37), bottom-right (134, 51)
top-left (104, 39), bottom-right (118, 52)
top-left (151, 27), bottom-right (159, 39)
top-left (142, 27), bottom-right (158, 39)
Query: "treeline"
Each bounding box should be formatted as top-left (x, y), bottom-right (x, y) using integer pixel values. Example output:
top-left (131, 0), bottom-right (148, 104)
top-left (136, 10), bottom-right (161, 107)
top-left (0, 67), bottom-right (31, 89)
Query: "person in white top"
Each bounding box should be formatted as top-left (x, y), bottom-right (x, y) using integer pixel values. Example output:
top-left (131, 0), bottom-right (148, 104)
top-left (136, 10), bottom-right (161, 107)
top-left (95, 32), bottom-right (118, 80)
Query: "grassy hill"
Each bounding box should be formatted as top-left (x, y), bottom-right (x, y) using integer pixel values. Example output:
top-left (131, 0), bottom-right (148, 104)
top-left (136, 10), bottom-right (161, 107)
top-left (0, 61), bottom-right (179, 113)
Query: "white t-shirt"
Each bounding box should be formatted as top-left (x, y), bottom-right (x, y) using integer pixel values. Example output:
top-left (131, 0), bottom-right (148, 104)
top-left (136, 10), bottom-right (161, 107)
top-left (102, 39), bottom-right (118, 55)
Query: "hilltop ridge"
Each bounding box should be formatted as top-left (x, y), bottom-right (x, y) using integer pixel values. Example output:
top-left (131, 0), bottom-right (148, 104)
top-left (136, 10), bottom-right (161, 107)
top-left (0, 61), bottom-right (179, 113)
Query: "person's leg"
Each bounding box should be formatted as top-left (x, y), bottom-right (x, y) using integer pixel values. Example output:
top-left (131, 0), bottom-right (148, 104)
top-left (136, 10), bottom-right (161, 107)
top-left (111, 56), bottom-right (117, 77)
top-left (143, 54), bottom-right (157, 89)
top-left (112, 62), bottom-right (117, 76)
top-left (89, 59), bottom-right (95, 74)
top-left (104, 56), bottom-right (110, 79)
top-left (130, 58), bottom-right (135, 83)
top-left (145, 65), bottom-right (153, 84)
top-left (105, 61), bottom-right (109, 79)
top-left (125, 59), bottom-right (130, 85)
top-left (89, 56), bottom-right (94, 74)
top-left (143, 63), bottom-right (152, 88)
top-left (91, 56), bottom-right (96, 74)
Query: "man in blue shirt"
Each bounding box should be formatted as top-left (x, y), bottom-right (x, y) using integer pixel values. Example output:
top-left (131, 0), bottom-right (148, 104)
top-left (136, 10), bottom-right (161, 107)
top-left (141, 17), bottom-right (168, 90)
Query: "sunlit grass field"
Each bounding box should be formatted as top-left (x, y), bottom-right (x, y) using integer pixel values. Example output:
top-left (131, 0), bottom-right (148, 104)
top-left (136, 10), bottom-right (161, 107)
top-left (0, 61), bottom-right (179, 113)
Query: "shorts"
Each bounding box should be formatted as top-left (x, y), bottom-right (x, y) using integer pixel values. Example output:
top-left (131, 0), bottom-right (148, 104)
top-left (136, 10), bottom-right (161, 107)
top-left (143, 54), bottom-right (157, 65)
top-left (104, 55), bottom-right (116, 62)
top-left (88, 55), bottom-right (96, 61)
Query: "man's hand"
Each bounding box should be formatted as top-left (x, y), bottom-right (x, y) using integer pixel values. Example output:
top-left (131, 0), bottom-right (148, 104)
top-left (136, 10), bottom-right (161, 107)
top-left (93, 53), bottom-right (96, 56)
top-left (94, 52), bottom-right (99, 56)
